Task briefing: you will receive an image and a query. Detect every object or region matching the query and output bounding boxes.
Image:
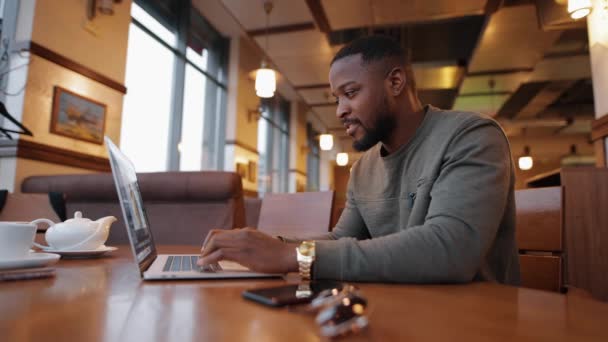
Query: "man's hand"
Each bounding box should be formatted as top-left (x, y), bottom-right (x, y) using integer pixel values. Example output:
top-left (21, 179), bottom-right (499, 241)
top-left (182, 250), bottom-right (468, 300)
top-left (197, 228), bottom-right (299, 274)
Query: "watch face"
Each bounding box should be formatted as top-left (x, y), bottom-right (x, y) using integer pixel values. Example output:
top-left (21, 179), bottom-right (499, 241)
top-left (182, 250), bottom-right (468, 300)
top-left (300, 245), bottom-right (312, 256)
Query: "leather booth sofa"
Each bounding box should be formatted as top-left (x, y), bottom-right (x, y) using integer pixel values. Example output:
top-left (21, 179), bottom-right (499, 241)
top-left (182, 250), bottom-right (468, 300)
top-left (21, 171), bottom-right (246, 246)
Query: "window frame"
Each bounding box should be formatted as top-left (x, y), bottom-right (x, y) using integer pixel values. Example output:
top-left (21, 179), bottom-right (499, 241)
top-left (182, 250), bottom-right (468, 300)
top-left (257, 96), bottom-right (290, 195)
top-left (127, 0), bottom-right (228, 171)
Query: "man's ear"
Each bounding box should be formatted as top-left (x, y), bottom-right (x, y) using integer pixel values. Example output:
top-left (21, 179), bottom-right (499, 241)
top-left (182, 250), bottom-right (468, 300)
top-left (386, 67), bottom-right (407, 96)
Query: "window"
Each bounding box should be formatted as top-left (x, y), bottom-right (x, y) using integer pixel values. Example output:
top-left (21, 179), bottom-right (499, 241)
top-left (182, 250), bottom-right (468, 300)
top-left (121, 1), bottom-right (228, 172)
top-left (121, 6), bottom-right (175, 172)
top-left (306, 123), bottom-right (320, 191)
top-left (257, 96), bottom-right (290, 196)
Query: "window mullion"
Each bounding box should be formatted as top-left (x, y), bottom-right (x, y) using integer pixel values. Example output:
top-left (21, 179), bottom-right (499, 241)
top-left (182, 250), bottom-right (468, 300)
top-left (166, 0), bottom-right (189, 171)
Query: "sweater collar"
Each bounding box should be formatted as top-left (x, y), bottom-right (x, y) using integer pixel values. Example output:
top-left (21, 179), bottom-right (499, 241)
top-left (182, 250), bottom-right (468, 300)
top-left (378, 104), bottom-right (436, 160)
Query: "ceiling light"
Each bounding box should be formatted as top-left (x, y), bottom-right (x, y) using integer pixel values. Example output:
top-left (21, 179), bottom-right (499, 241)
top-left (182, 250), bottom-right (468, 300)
top-left (336, 152), bottom-right (349, 166)
top-left (568, 0), bottom-right (592, 19)
top-left (255, 65), bottom-right (276, 98)
top-left (319, 134), bottom-right (333, 151)
top-left (254, 1), bottom-right (276, 98)
top-left (518, 146), bottom-right (533, 171)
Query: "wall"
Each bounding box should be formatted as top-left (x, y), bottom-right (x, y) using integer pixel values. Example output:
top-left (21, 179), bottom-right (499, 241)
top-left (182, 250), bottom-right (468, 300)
top-left (19, 55), bottom-right (124, 156)
top-left (289, 100), bottom-right (308, 192)
top-left (224, 37), bottom-right (262, 195)
top-left (31, 0), bottom-right (130, 83)
top-left (2, 0), bottom-right (132, 192)
top-left (508, 134), bottom-right (594, 189)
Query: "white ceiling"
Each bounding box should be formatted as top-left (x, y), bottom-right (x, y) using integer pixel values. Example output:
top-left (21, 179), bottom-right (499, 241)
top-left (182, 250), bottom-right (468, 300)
top-left (253, 30), bottom-right (336, 58)
top-left (221, 0), bottom-right (314, 30)
top-left (321, 0), bottom-right (486, 30)
top-left (467, 5), bottom-right (561, 73)
top-left (299, 88), bottom-right (332, 104)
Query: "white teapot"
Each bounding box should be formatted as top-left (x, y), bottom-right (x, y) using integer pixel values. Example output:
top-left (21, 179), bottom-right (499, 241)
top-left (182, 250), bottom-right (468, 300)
top-left (33, 211), bottom-right (117, 251)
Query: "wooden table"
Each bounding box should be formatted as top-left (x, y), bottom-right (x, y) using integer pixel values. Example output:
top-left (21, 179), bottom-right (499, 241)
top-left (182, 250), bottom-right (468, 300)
top-left (1, 245), bottom-right (607, 341)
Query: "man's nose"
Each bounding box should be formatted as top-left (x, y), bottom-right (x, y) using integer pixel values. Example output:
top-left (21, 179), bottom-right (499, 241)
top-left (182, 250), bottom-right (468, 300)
top-left (336, 102), bottom-right (350, 119)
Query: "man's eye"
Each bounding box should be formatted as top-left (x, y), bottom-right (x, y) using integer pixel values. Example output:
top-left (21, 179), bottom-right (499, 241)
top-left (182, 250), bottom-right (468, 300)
top-left (334, 97), bottom-right (340, 105)
top-left (345, 90), bottom-right (357, 98)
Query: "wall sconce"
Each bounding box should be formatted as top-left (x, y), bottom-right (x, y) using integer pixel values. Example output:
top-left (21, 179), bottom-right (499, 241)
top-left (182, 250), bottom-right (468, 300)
top-left (87, 0), bottom-right (122, 20)
top-left (300, 145), bottom-right (310, 155)
top-left (247, 107), bottom-right (262, 123)
top-left (518, 146), bottom-right (533, 171)
top-left (319, 134), bottom-right (333, 151)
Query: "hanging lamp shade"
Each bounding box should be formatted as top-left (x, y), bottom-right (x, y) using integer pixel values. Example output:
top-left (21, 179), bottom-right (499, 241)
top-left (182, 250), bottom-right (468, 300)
top-left (254, 1), bottom-right (277, 98)
top-left (255, 67), bottom-right (276, 98)
top-left (518, 146), bottom-right (533, 171)
top-left (336, 152), bottom-right (349, 166)
top-left (567, 0), bottom-right (592, 19)
top-left (319, 134), bottom-right (333, 151)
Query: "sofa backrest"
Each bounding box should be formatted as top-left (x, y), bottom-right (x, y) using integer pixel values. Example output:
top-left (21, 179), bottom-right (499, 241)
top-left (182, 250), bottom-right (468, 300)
top-left (244, 197), bottom-right (262, 228)
top-left (21, 171), bottom-right (245, 245)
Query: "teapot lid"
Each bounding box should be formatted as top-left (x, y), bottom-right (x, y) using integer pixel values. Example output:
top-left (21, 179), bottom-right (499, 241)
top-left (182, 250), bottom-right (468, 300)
top-left (64, 211), bottom-right (92, 224)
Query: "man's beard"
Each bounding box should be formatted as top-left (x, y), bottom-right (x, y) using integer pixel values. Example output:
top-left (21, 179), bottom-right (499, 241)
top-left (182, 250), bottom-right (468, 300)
top-left (352, 97), bottom-right (395, 152)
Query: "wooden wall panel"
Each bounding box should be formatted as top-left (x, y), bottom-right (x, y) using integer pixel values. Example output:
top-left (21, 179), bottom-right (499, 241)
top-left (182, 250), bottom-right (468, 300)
top-left (519, 255), bottom-right (562, 292)
top-left (515, 186), bottom-right (562, 251)
top-left (562, 168), bottom-right (608, 301)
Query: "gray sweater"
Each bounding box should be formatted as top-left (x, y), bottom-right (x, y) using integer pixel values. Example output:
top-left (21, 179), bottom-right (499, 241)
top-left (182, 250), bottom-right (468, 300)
top-left (310, 105), bottom-right (520, 285)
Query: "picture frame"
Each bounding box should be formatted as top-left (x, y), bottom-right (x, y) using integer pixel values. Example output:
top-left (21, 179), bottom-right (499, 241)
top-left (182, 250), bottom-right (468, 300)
top-left (50, 86), bottom-right (107, 144)
top-left (236, 162), bottom-right (248, 179)
top-left (247, 161), bottom-right (257, 183)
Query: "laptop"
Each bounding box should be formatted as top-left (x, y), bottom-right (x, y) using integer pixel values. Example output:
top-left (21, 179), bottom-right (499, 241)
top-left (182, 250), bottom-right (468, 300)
top-left (105, 137), bottom-right (280, 280)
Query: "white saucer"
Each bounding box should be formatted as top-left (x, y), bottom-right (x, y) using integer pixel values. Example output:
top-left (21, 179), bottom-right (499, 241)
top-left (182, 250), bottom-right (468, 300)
top-left (40, 245), bottom-right (117, 258)
top-left (0, 252), bottom-right (60, 270)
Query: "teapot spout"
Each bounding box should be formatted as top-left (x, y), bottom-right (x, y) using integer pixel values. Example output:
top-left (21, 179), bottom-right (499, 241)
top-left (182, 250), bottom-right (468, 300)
top-left (96, 216), bottom-right (117, 229)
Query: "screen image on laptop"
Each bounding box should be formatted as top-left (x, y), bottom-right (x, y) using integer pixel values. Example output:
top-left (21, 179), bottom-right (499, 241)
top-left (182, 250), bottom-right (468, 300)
top-left (105, 137), bottom-right (156, 268)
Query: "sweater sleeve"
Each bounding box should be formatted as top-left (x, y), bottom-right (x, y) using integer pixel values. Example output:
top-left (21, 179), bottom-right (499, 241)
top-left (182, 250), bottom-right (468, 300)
top-left (313, 122), bottom-right (512, 283)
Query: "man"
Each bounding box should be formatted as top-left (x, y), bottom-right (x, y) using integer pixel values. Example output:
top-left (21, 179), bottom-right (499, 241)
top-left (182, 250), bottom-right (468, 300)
top-left (198, 35), bottom-right (520, 285)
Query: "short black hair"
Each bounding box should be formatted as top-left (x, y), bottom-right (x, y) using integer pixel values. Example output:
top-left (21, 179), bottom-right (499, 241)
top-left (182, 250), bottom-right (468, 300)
top-left (331, 35), bottom-right (406, 65)
top-left (331, 35), bottom-right (416, 93)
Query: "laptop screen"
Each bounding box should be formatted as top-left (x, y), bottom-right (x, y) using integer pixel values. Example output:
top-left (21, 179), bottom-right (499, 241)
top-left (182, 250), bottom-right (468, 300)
top-left (105, 137), bottom-right (157, 274)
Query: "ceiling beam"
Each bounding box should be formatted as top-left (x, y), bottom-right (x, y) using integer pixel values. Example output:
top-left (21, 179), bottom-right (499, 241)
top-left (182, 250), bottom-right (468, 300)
top-left (459, 91), bottom-right (512, 97)
top-left (247, 22), bottom-right (316, 36)
top-left (485, 0), bottom-right (504, 15)
top-left (514, 80), bottom-right (577, 119)
top-left (467, 67), bottom-right (534, 77)
top-left (310, 102), bottom-right (336, 107)
top-left (294, 83), bottom-right (330, 90)
top-left (304, 0), bottom-right (331, 33)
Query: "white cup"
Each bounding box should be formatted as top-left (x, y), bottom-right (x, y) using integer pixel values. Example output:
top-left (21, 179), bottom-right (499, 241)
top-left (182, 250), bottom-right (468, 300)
top-left (0, 221), bottom-right (37, 260)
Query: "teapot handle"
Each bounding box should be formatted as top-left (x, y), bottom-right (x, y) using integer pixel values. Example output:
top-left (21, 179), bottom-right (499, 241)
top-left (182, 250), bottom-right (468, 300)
top-left (30, 218), bottom-right (56, 249)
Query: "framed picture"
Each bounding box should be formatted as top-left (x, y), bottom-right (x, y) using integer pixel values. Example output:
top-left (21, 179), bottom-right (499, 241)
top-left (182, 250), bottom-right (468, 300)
top-left (236, 162), bottom-right (248, 179)
top-left (50, 86), bottom-right (107, 144)
top-left (247, 161), bottom-right (257, 183)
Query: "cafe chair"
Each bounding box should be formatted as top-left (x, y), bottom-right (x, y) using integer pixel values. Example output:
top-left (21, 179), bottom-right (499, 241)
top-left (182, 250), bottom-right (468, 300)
top-left (0, 190), bottom-right (62, 224)
top-left (257, 191), bottom-right (335, 237)
top-left (21, 172), bottom-right (246, 245)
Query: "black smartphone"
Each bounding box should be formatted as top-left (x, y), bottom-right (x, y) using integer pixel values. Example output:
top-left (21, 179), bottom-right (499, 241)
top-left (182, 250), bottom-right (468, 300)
top-left (242, 281), bottom-right (343, 307)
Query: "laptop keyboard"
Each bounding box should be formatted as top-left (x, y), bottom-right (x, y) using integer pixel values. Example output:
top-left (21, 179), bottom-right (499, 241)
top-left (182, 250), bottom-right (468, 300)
top-left (162, 256), bottom-right (223, 272)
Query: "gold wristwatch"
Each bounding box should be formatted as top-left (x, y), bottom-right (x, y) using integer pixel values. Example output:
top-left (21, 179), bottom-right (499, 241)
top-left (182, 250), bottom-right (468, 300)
top-left (296, 240), bottom-right (316, 280)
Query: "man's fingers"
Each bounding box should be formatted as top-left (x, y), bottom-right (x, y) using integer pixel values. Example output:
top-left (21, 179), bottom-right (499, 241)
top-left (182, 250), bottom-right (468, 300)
top-left (201, 229), bottom-right (223, 252)
top-left (200, 231), bottom-right (244, 257)
top-left (197, 247), bottom-right (241, 266)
